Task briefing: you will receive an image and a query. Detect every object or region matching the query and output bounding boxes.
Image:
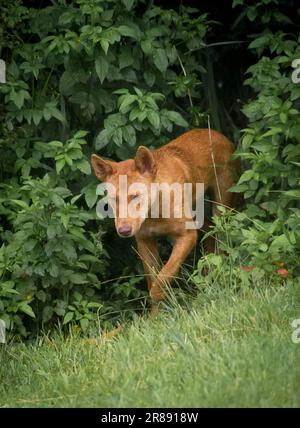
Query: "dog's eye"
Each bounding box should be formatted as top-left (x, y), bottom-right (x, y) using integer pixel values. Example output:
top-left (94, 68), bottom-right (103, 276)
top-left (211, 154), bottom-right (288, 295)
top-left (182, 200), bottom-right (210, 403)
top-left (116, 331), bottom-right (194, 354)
top-left (130, 193), bottom-right (140, 201)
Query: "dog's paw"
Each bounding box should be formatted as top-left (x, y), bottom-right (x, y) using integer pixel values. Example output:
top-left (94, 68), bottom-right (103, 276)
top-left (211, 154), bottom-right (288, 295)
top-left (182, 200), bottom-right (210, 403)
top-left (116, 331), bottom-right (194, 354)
top-left (149, 304), bottom-right (159, 318)
top-left (149, 284), bottom-right (165, 302)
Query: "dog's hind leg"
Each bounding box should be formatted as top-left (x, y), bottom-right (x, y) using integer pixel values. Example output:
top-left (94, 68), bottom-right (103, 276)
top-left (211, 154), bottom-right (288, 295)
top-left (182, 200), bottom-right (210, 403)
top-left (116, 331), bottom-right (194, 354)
top-left (206, 161), bottom-right (239, 253)
top-left (211, 161), bottom-right (238, 216)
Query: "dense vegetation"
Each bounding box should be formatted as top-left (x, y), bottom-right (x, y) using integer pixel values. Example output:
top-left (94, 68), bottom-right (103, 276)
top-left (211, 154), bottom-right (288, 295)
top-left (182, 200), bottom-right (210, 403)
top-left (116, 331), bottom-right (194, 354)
top-left (0, 0), bottom-right (299, 338)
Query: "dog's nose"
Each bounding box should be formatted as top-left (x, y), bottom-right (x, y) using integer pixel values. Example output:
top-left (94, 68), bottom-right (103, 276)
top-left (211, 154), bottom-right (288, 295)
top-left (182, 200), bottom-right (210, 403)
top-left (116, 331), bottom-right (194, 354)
top-left (118, 224), bottom-right (132, 237)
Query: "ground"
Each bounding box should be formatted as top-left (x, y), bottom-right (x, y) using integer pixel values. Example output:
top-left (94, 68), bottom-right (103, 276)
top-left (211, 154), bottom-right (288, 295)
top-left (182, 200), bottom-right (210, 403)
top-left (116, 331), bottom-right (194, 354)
top-left (1, 280), bottom-right (300, 408)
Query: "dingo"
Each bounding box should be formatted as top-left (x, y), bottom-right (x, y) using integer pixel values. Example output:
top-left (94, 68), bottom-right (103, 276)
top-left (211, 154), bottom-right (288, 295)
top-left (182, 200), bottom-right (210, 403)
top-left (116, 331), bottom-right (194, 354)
top-left (91, 129), bottom-right (239, 305)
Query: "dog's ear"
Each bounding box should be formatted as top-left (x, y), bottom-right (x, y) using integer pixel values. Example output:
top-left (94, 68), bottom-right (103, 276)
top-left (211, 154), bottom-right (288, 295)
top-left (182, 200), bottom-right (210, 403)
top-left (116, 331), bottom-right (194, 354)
top-left (135, 146), bottom-right (156, 177)
top-left (91, 154), bottom-right (116, 181)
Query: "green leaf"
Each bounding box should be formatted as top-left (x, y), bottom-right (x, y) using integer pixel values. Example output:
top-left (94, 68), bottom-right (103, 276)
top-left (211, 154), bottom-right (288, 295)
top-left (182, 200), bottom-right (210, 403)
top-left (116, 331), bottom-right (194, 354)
top-left (113, 88), bottom-right (129, 95)
top-left (71, 194), bottom-right (83, 204)
top-left (19, 303), bottom-right (35, 319)
top-left (79, 255), bottom-right (101, 263)
top-left (238, 170), bottom-right (254, 184)
top-left (118, 24), bottom-right (137, 39)
top-left (33, 110), bottom-right (42, 126)
top-left (52, 193), bottom-right (65, 207)
top-left (122, 125), bottom-right (136, 145)
top-left (119, 94), bottom-right (137, 113)
top-left (279, 112), bottom-right (287, 124)
top-left (147, 110), bottom-right (160, 129)
top-left (49, 263), bottom-right (59, 278)
top-left (51, 108), bottom-right (66, 123)
top-left (69, 273), bottom-right (88, 284)
top-left (249, 36), bottom-right (269, 49)
top-left (43, 306), bottom-right (54, 323)
top-left (100, 39), bottom-right (109, 55)
top-left (10, 89), bottom-right (30, 109)
top-left (153, 48), bottom-right (168, 73)
top-left (77, 159), bottom-right (91, 175)
top-left (270, 234), bottom-right (290, 251)
top-left (24, 239), bottom-right (37, 251)
top-left (48, 140), bottom-right (63, 149)
top-left (47, 224), bottom-right (57, 239)
top-left (246, 8), bottom-right (260, 24)
top-left (59, 70), bottom-right (76, 94)
top-left (261, 127), bottom-right (282, 138)
top-left (63, 311), bottom-right (74, 325)
top-left (95, 129), bottom-right (110, 150)
top-left (95, 55), bottom-right (109, 84)
top-left (259, 243), bottom-right (268, 252)
top-left (166, 110), bottom-right (188, 127)
top-left (141, 39), bottom-right (152, 55)
top-left (284, 190), bottom-right (300, 199)
top-left (56, 158), bottom-right (66, 174)
top-left (61, 212), bottom-right (70, 229)
top-left (291, 86), bottom-right (300, 101)
top-left (144, 71), bottom-right (155, 87)
top-left (10, 199), bottom-right (29, 209)
top-left (121, 0), bottom-right (134, 11)
top-left (80, 318), bottom-right (89, 331)
top-left (73, 130), bottom-right (88, 139)
top-left (119, 47), bottom-right (134, 69)
top-left (2, 281), bottom-right (15, 290)
top-left (112, 127), bottom-right (123, 146)
top-left (2, 281), bottom-right (18, 295)
top-left (241, 134), bottom-right (253, 148)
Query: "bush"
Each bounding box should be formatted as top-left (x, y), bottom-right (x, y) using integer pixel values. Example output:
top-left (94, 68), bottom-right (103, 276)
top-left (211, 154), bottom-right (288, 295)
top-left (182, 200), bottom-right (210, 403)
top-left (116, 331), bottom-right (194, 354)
top-left (0, 133), bottom-right (108, 336)
top-left (210, 0), bottom-right (300, 279)
top-left (0, 0), bottom-right (209, 336)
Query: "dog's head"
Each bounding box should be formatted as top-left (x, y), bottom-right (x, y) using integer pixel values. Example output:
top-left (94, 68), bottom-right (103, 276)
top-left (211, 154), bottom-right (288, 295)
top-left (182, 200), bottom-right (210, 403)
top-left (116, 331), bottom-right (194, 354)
top-left (91, 146), bottom-right (157, 238)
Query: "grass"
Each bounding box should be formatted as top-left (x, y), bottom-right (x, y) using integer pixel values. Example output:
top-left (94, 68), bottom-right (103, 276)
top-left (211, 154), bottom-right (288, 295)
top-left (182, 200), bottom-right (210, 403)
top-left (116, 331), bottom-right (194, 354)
top-left (1, 277), bottom-right (300, 408)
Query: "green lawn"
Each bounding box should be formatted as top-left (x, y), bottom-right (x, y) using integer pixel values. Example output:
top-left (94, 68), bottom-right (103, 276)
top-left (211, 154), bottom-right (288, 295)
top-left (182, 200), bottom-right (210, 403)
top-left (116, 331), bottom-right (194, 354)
top-left (1, 280), bottom-right (300, 407)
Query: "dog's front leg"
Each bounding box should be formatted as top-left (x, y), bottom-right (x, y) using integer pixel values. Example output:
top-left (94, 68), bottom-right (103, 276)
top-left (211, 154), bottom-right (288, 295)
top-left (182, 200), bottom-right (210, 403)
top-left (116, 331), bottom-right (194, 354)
top-left (150, 230), bottom-right (197, 302)
top-left (136, 236), bottom-right (160, 291)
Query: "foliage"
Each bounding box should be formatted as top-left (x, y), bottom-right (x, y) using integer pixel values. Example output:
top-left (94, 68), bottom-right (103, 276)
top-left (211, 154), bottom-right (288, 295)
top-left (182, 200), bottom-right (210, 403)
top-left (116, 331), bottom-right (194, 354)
top-left (0, 170), bottom-right (108, 335)
top-left (0, 0), bottom-right (209, 336)
top-left (209, 0), bottom-right (300, 278)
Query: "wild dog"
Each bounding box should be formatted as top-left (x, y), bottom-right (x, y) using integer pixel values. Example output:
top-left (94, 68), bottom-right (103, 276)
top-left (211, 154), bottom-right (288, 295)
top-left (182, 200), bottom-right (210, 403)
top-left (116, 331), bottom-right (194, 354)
top-left (91, 129), bottom-right (239, 306)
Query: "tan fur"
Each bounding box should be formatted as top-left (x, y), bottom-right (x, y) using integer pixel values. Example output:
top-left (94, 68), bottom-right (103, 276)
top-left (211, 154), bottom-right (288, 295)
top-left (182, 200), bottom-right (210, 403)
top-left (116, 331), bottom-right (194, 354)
top-left (91, 129), bottom-right (239, 306)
